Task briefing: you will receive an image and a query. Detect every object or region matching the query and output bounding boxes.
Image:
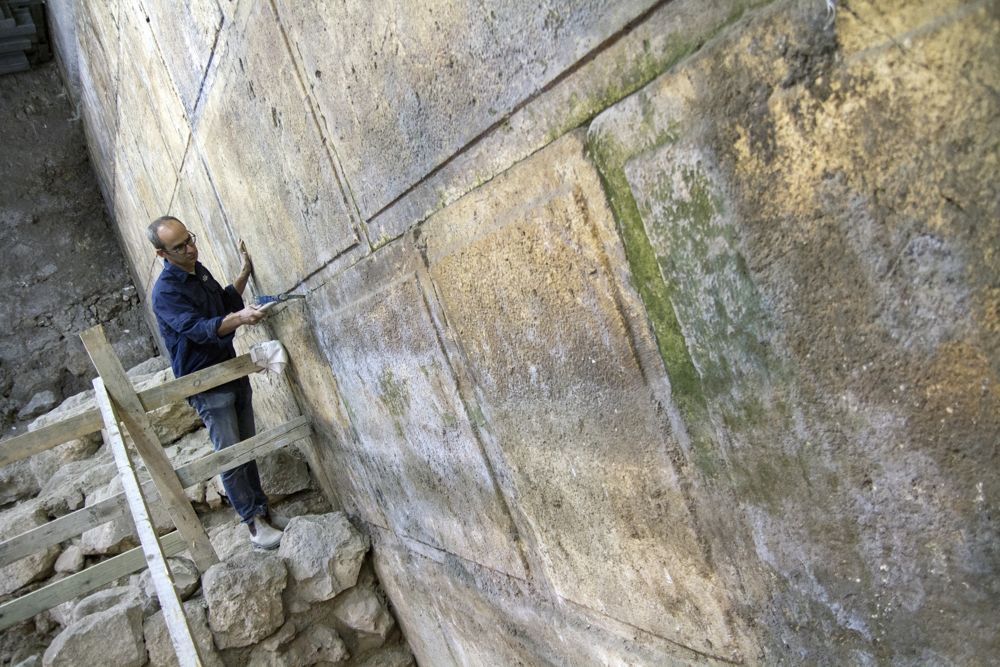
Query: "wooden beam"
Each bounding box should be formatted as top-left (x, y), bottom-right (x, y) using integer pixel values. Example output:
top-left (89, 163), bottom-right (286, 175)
top-left (0, 417), bottom-right (311, 569)
top-left (95, 378), bottom-right (204, 667)
top-left (0, 410), bottom-right (103, 468)
top-left (81, 325), bottom-right (218, 572)
top-left (0, 493), bottom-right (129, 568)
top-left (0, 354), bottom-right (258, 468)
top-left (0, 532), bottom-right (187, 631)
top-left (135, 354), bottom-right (259, 412)
top-left (175, 416), bottom-right (310, 487)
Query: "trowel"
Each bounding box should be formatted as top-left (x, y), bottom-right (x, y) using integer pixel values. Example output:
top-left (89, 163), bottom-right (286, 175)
top-left (252, 292), bottom-right (306, 312)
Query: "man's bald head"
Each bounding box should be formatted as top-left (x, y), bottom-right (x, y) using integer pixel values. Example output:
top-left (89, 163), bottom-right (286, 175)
top-left (147, 216), bottom-right (183, 250)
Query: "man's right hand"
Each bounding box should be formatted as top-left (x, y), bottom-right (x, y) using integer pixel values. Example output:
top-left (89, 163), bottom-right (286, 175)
top-left (218, 306), bottom-right (267, 336)
top-left (239, 306), bottom-right (268, 325)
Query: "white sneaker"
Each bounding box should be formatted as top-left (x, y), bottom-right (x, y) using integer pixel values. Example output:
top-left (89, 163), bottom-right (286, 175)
top-left (248, 517), bottom-right (283, 550)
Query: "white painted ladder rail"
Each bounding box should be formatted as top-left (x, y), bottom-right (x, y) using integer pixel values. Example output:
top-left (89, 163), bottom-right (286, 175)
top-left (93, 376), bottom-right (204, 667)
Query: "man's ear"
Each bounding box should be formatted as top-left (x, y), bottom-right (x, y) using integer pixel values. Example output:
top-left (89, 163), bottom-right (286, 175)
top-left (155, 248), bottom-right (167, 259)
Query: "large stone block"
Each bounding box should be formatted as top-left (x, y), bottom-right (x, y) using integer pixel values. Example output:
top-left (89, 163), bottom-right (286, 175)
top-left (269, 305), bottom-right (383, 523)
top-left (588, 0), bottom-right (1000, 661)
top-left (193, 0), bottom-right (365, 294)
top-left (75, 0), bottom-right (119, 198)
top-left (421, 129), bottom-right (739, 656)
top-left (365, 0), bottom-right (761, 242)
top-left (117, 0), bottom-right (189, 171)
top-left (165, 147), bottom-right (240, 303)
top-left (370, 527), bottom-right (719, 667)
top-left (136, 0), bottom-right (223, 116)
top-left (308, 242), bottom-right (527, 578)
top-left (272, 0), bottom-right (658, 220)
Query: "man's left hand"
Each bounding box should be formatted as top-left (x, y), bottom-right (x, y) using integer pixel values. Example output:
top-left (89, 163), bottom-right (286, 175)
top-left (239, 240), bottom-right (253, 277)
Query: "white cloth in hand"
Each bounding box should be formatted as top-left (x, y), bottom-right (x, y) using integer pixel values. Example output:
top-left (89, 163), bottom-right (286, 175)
top-left (250, 340), bottom-right (288, 375)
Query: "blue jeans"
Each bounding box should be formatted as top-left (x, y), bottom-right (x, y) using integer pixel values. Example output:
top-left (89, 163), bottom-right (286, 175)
top-left (189, 381), bottom-right (268, 523)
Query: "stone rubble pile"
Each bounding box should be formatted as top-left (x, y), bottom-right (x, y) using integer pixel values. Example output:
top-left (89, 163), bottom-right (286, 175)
top-left (0, 357), bottom-right (413, 667)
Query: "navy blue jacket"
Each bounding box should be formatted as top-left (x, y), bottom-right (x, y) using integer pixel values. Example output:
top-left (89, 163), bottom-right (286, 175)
top-left (151, 260), bottom-right (244, 381)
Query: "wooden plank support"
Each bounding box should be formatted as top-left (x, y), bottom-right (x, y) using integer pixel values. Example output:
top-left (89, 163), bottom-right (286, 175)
top-left (81, 325), bottom-right (218, 572)
top-left (0, 353), bottom-right (259, 468)
top-left (94, 378), bottom-right (204, 667)
top-left (0, 531), bottom-right (187, 631)
top-left (136, 354), bottom-right (259, 412)
top-left (0, 410), bottom-right (103, 468)
top-left (0, 492), bottom-right (129, 568)
top-left (176, 416), bottom-right (311, 487)
top-left (0, 417), bottom-right (312, 568)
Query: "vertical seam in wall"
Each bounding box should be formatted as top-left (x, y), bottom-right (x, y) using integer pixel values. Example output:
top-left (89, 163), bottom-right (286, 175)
top-left (571, 175), bottom-right (726, 589)
top-left (166, 135), bottom-right (191, 214)
top-left (267, 0), bottom-right (371, 252)
top-left (188, 0), bottom-right (225, 121)
top-left (413, 261), bottom-right (538, 584)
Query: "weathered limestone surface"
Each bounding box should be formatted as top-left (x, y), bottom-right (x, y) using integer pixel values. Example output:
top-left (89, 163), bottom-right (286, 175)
top-left (272, 0), bottom-right (658, 220)
top-left (193, 0), bottom-right (365, 295)
top-left (364, 0), bottom-right (765, 246)
top-left (307, 242), bottom-right (529, 578)
top-left (74, 0), bottom-right (119, 202)
top-left (57, 0), bottom-right (999, 663)
top-left (0, 503), bottom-right (60, 595)
top-left (370, 526), bottom-right (729, 666)
top-left (137, 0), bottom-right (222, 116)
top-left (587, 0), bottom-right (1000, 661)
top-left (421, 129), bottom-right (741, 654)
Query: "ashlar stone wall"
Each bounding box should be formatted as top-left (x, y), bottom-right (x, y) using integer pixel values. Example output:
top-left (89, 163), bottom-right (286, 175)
top-left (50, 0), bottom-right (999, 663)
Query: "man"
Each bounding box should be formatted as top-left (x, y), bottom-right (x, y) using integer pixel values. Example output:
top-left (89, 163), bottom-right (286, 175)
top-left (147, 216), bottom-right (283, 550)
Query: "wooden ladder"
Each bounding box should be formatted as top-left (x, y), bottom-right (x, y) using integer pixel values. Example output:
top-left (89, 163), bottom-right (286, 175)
top-left (0, 324), bottom-right (313, 666)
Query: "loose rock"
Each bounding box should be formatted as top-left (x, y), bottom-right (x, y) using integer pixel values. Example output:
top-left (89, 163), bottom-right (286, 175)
top-left (137, 557), bottom-right (201, 609)
top-left (248, 625), bottom-right (348, 667)
top-left (0, 458), bottom-right (40, 505)
top-left (43, 600), bottom-right (145, 667)
top-left (80, 476), bottom-right (173, 555)
top-left (353, 646), bottom-right (415, 667)
top-left (136, 369), bottom-right (202, 445)
top-left (70, 585), bottom-right (140, 623)
top-left (143, 598), bottom-right (223, 667)
top-left (332, 582), bottom-right (394, 653)
top-left (53, 546), bottom-right (84, 574)
top-left (0, 502), bottom-right (59, 595)
top-left (258, 449), bottom-right (312, 498)
top-left (278, 513), bottom-right (369, 604)
top-left (203, 552), bottom-right (287, 649)
top-left (18, 390), bottom-right (58, 420)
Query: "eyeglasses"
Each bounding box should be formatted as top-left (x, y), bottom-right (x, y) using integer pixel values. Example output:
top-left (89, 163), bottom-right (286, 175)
top-left (166, 233), bottom-right (197, 254)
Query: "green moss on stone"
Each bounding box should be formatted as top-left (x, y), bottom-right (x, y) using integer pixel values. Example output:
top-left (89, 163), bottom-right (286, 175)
top-left (546, 0), bottom-right (772, 145)
top-left (589, 131), bottom-right (721, 477)
top-left (378, 368), bottom-right (411, 417)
